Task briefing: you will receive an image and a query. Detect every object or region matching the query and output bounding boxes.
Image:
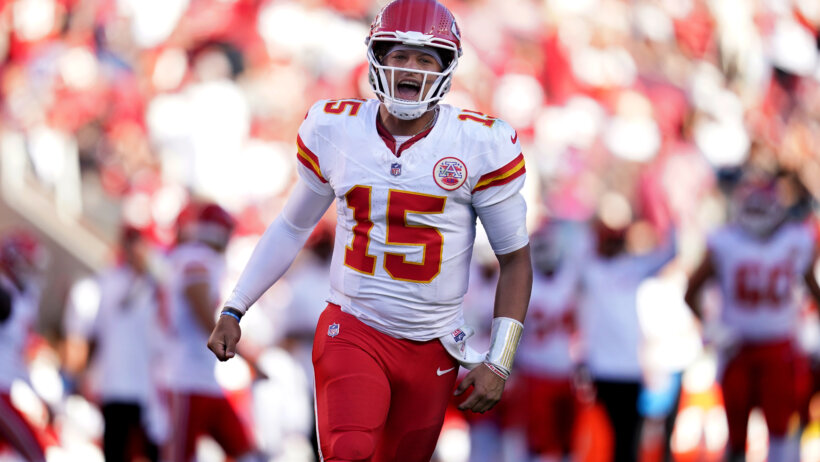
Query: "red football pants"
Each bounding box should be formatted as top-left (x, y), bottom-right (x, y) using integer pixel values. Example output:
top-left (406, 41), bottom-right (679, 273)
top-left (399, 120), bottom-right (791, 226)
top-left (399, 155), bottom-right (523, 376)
top-left (721, 340), bottom-right (810, 453)
top-left (163, 392), bottom-right (254, 462)
top-left (519, 373), bottom-right (577, 456)
top-left (313, 304), bottom-right (459, 462)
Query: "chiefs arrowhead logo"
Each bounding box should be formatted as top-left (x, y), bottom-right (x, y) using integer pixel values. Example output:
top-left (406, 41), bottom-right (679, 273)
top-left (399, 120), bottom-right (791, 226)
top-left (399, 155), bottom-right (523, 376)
top-left (511, 131), bottom-right (518, 144)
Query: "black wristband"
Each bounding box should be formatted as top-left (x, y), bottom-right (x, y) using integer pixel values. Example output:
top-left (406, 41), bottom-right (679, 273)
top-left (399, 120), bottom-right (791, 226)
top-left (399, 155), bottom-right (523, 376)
top-left (221, 306), bottom-right (244, 320)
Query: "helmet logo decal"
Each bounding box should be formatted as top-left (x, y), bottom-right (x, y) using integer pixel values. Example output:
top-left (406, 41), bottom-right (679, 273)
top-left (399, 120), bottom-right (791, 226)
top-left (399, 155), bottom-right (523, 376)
top-left (433, 157), bottom-right (467, 191)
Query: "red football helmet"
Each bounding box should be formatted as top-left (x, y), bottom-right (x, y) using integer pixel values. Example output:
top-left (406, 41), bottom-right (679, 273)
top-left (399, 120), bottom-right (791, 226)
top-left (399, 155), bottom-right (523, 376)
top-left (0, 229), bottom-right (47, 289)
top-left (732, 179), bottom-right (786, 238)
top-left (366, 0), bottom-right (462, 120)
top-left (196, 203), bottom-right (236, 249)
top-left (175, 201), bottom-right (200, 244)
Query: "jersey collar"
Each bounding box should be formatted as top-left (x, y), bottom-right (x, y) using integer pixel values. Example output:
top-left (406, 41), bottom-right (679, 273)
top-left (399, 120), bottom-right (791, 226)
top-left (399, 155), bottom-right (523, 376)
top-left (375, 110), bottom-right (437, 158)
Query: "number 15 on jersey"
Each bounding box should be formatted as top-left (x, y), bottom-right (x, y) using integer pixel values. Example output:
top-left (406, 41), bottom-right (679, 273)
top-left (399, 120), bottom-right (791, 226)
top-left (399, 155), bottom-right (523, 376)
top-left (344, 185), bottom-right (447, 284)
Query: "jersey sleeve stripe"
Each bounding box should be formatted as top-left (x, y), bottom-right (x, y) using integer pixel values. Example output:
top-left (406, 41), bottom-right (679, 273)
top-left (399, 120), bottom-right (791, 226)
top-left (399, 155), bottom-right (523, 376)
top-left (472, 153), bottom-right (525, 192)
top-left (296, 134), bottom-right (327, 183)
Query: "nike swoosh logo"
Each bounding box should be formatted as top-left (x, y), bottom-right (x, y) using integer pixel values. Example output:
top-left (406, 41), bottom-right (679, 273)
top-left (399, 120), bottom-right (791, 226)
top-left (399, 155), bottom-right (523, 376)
top-left (511, 131), bottom-right (518, 144)
top-left (436, 367), bottom-right (456, 376)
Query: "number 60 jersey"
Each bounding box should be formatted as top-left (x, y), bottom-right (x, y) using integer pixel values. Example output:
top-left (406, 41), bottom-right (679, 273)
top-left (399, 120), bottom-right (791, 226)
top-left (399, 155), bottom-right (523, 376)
top-left (708, 221), bottom-right (816, 341)
top-left (296, 99), bottom-right (527, 341)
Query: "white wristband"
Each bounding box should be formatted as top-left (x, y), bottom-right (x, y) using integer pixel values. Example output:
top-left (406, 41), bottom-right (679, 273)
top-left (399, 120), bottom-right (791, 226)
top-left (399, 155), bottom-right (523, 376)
top-left (485, 317), bottom-right (523, 377)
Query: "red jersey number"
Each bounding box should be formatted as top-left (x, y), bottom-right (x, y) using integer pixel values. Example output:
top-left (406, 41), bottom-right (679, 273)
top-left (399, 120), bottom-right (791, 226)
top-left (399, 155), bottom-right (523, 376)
top-left (344, 186), bottom-right (446, 283)
top-left (324, 100), bottom-right (364, 116)
top-left (734, 262), bottom-right (794, 308)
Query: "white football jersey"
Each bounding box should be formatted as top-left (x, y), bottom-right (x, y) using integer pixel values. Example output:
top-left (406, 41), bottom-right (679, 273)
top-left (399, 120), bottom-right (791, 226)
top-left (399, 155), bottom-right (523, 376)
top-left (516, 264), bottom-right (581, 377)
top-left (297, 99), bottom-right (527, 341)
top-left (0, 275), bottom-right (38, 391)
top-left (91, 265), bottom-right (159, 404)
top-left (163, 242), bottom-right (226, 394)
top-left (708, 221), bottom-right (816, 341)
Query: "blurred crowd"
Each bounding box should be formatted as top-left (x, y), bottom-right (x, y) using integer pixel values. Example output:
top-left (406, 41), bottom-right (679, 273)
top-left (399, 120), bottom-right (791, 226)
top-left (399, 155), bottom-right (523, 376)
top-left (2, 0), bottom-right (820, 460)
top-left (1, 0), bottom-right (818, 246)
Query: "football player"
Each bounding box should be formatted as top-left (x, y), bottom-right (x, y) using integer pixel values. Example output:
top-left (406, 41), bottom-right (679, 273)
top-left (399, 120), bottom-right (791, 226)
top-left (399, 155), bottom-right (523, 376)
top-left (162, 204), bottom-right (261, 462)
top-left (207, 1), bottom-right (533, 460)
top-left (517, 221), bottom-right (584, 461)
top-left (685, 175), bottom-right (820, 462)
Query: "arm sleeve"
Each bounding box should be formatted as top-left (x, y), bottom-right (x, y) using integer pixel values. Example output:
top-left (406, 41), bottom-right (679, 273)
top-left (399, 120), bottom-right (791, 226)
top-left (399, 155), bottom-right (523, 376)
top-left (475, 193), bottom-right (529, 255)
top-left (224, 180), bottom-right (335, 314)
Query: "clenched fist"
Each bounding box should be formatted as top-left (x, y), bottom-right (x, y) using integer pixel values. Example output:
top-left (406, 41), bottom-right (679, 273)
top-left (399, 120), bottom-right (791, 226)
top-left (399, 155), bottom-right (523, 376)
top-left (208, 315), bottom-right (241, 361)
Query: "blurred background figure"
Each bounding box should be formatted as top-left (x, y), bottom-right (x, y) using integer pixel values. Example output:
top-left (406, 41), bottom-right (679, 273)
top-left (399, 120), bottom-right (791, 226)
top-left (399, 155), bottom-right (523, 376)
top-left (275, 221), bottom-right (335, 460)
top-left (0, 229), bottom-right (48, 462)
top-left (515, 219), bottom-right (584, 462)
top-left (635, 260), bottom-right (702, 462)
top-left (62, 225), bottom-right (162, 462)
top-left (685, 172), bottom-right (820, 462)
top-left (577, 194), bottom-right (677, 462)
top-left (161, 203), bottom-right (261, 462)
top-left (457, 245), bottom-right (527, 462)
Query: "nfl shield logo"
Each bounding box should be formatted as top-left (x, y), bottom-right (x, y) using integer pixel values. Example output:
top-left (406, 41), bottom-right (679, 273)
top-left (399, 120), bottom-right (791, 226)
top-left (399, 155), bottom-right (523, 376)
top-left (452, 328), bottom-right (466, 343)
top-left (328, 323), bottom-right (340, 337)
top-left (391, 163), bottom-right (402, 177)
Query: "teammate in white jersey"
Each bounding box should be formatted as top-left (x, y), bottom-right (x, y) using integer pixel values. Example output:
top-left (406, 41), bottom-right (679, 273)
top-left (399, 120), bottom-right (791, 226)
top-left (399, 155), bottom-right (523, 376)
top-left (208, 1), bottom-right (532, 460)
top-left (0, 229), bottom-right (47, 462)
top-left (163, 204), bottom-right (259, 462)
top-left (685, 177), bottom-right (820, 462)
top-left (518, 221), bottom-right (585, 461)
top-left (459, 253), bottom-right (528, 462)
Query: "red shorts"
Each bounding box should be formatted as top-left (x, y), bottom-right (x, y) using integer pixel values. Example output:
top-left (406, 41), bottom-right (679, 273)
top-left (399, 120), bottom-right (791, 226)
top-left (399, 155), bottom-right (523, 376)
top-left (519, 373), bottom-right (577, 456)
top-left (0, 392), bottom-right (45, 462)
top-left (312, 304), bottom-right (459, 462)
top-left (163, 392), bottom-right (254, 462)
top-left (721, 340), bottom-right (810, 452)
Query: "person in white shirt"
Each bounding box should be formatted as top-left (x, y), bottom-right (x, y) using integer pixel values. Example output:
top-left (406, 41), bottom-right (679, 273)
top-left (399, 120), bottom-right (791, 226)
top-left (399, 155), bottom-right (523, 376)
top-left (685, 175), bottom-right (820, 462)
top-left (207, 1), bottom-right (533, 460)
top-left (0, 229), bottom-right (48, 462)
top-left (71, 226), bottom-right (162, 462)
top-left (578, 213), bottom-right (676, 462)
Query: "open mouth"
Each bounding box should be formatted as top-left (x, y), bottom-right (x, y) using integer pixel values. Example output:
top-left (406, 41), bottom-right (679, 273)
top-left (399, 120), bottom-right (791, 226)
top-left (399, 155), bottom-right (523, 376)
top-left (396, 79), bottom-right (422, 101)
